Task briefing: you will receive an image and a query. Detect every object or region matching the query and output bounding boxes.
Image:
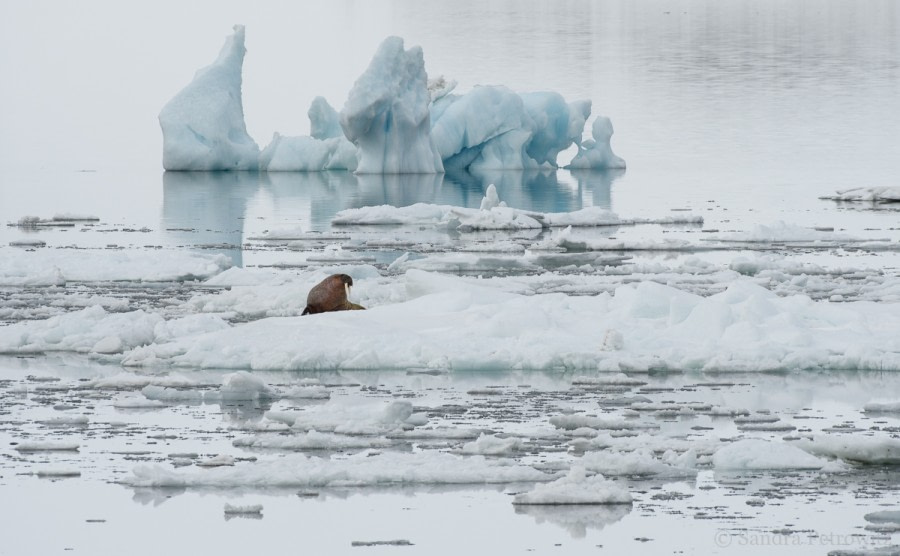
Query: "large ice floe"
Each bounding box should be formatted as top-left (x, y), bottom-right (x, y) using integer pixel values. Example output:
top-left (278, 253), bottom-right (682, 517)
top-left (159, 25), bottom-right (260, 170)
top-left (160, 30), bottom-right (624, 173)
top-left (7, 267), bottom-right (898, 371)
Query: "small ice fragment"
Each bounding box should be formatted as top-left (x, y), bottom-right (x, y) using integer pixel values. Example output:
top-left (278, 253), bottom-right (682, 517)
top-left (351, 540), bottom-right (414, 547)
top-left (224, 504), bottom-right (263, 515)
top-left (197, 454), bottom-right (236, 467)
top-left (15, 441), bottom-right (80, 452)
top-left (36, 469), bottom-right (81, 478)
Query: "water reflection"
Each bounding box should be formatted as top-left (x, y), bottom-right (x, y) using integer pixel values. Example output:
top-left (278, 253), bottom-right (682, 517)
top-left (161, 168), bottom-right (626, 264)
top-left (162, 171), bottom-right (261, 266)
top-left (514, 502), bottom-right (631, 539)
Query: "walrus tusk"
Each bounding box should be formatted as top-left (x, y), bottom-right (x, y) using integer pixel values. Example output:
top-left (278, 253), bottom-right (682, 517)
top-left (345, 283), bottom-right (350, 300)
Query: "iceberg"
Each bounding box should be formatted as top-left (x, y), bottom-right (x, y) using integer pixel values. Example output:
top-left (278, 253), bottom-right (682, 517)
top-left (158, 28), bottom-right (626, 174)
top-left (566, 116), bottom-right (626, 170)
top-left (340, 36), bottom-right (444, 174)
top-left (432, 86), bottom-right (536, 171)
top-left (308, 96), bottom-right (343, 140)
top-left (521, 92), bottom-right (590, 167)
top-left (159, 25), bottom-right (259, 171)
top-left (258, 134), bottom-right (357, 171)
top-left (259, 96), bottom-right (357, 171)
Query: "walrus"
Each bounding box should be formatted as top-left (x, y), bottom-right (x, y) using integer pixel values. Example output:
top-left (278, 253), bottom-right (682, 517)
top-left (301, 274), bottom-right (366, 315)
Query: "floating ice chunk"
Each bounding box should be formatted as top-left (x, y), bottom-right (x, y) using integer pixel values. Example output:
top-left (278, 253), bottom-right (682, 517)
top-left (352, 540), bottom-right (414, 547)
top-left (866, 511), bottom-right (900, 524)
top-left (217, 371), bottom-right (277, 401)
top-left (340, 36), bottom-right (443, 174)
top-left (233, 431), bottom-right (392, 451)
top-left (479, 184), bottom-right (507, 211)
top-left (141, 385), bottom-right (204, 403)
top-left (458, 433), bottom-right (523, 456)
top-left (159, 25), bottom-right (259, 170)
top-left (566, 117), bottom-right (626, 169)
top-left (197, 454), bottom-right (236, 467)
top-left (820, 187), bottom-right (900, 203)
top-left (715, 221), bottom-right (861, 243)
top-left (85, 373), bottom-right (199, 390)
top-left (550, 415), bottom-right (651, 431)
top-left (308, 96), bottom-right (343, 140)
top-left (267, 400), bottom-right (421, 435)
top-left (52, 213), bottom-right (99, 222)
top-left (92, 336), bottom-right (123, 354)
top-left (863, 401), bottom-right (900, 413)
top-left (36, 469), bottom-right (81, 478)
top-left (113, 396), bottom-right (167, 409)
top-left (0, 249), bottom-right (231, 285)
top-left (712, 439), bottom-right (828, 470)
top-left (571, 373), bottom-right (645, 387)
top-left (15, 442), bottom-right (80, 452)
top-left (0, 306), bottom-right (163, 355)
top-left (37, 415), bottom-right (89, 427)
top-left (224, 503), bottom-right (262, 515)
top-left (793, 435), bottom-right (900, 465)
top-left (513, 466), bottom-right (631, 505)
top-left (124, 451), bottom-right (549, 488)
top-left (258, 134), bottom-right (357, 171)
top-left (581, 448), bottom-right (697, 477)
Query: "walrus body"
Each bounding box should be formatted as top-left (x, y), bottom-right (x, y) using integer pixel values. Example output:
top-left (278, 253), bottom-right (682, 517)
top-left (302, 274), bottom-right (366, 315)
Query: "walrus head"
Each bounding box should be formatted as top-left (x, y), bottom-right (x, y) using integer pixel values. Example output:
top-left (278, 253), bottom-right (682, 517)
top-left (339, 274), bottom-right (353, 300)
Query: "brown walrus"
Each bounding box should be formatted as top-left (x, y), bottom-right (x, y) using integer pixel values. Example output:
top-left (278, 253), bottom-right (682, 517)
top-left (301, 274), bottom-right (366, 315)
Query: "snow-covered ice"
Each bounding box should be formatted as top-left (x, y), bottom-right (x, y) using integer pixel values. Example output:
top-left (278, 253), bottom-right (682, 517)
top-left (512, 466), bottom-right (631, 505)
top-left (122, 451), bottom-right (549, 488)
top-left (712, 439), bottom-right (829, 470)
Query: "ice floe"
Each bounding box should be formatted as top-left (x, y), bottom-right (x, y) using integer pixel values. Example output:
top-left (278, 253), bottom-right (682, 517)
top-left (820, 187), bottom-right (900, 203)
top-left (512, 466), bottom-right (631, 505)
top-left (712, 439), bottom-right (829, 470)
top-left (122, 451), bottom-right (549, 488)
top-left (0, 248), bottom-right (231, 285)
top-left (793, 435), bottom-right (900, 465)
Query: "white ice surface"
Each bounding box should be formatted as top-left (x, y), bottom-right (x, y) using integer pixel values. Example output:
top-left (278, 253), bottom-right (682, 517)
top-left (512, 466), bottom-right (632, 505)
top-left (793, 435), bottom-right (900, 465)
top-left (0, 248), bottom-right (231, 284)
top-left (712, 439), bottom-right (829, 470)
top-left (581, 448), bottom-right (697, 477)
top-left (110, 270), bottom-right (900, 372)
top-left (122, 451), bottom-right (550, 488)
top-left (159, 25), bottom-right (259, 170)
top-left (332, 200), bottom-right (701, 230)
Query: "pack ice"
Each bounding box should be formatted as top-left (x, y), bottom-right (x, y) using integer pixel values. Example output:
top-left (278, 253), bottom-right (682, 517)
top-left (161, 29), bottom-right (624, 173)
